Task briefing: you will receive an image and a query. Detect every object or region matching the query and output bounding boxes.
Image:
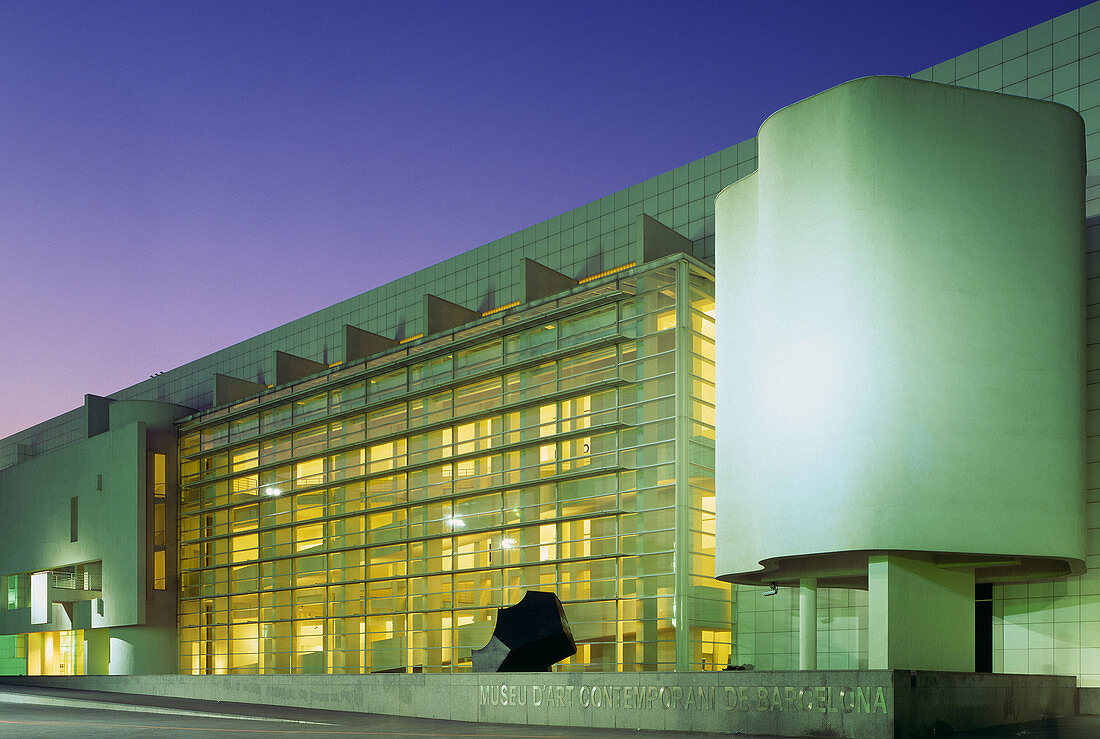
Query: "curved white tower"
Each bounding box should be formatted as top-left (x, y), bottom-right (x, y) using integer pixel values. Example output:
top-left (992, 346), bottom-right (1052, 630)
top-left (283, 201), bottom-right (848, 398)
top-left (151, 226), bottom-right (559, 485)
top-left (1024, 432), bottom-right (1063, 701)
top-left (715, 76), bottom-right (1085, 670)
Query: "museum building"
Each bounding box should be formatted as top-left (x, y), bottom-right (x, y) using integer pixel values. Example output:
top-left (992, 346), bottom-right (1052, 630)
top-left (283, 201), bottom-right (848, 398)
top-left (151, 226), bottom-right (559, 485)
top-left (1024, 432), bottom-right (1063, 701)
top-left (3, 0), bottom-right (1100, 694)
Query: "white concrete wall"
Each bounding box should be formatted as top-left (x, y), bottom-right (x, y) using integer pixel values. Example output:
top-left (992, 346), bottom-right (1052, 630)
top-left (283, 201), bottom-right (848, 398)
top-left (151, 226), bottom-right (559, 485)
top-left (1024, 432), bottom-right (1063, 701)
top-left (715, 76), bottom-right (1085, 583)
top-left (0, 421), bottom-right (147, 631)
top-left (0, 399), bottom-right (188, 675)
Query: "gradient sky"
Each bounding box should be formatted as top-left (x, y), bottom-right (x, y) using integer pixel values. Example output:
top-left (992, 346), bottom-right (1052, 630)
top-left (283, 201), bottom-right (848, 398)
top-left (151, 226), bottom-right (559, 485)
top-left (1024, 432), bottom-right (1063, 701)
top-left (0, 0), bottom-right (1085, 439)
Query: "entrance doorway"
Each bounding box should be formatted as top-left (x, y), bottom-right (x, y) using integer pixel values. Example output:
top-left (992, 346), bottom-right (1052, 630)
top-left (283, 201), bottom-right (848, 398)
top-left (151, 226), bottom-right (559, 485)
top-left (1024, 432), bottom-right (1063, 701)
top-left (975, 583), bottom-right (993, 672)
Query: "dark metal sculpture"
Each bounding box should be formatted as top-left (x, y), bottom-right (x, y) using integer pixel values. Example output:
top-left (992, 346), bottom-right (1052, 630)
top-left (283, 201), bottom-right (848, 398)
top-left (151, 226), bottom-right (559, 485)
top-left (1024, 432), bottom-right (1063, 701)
top-left (472, 590), bottom-right (576, 672)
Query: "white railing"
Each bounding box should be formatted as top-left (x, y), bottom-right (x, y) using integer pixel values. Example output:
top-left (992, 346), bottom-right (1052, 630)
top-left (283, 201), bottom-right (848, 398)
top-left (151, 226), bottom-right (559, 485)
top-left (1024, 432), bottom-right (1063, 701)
top-left (50, 571), bottom-right (102, 591)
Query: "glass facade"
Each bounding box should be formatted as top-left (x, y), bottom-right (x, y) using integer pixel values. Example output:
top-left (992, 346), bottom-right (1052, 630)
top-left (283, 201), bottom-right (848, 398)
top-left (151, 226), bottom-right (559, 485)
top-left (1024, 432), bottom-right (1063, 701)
top-left (177, 257), bottom-right (724, 674)
top-left (24, 630), bottom-right (82, 676)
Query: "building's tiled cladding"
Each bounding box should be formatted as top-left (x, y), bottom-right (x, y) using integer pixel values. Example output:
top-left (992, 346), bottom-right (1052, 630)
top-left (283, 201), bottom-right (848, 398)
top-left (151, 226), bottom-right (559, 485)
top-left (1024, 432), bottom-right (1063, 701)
top-left (911, 2), bottom-right (1100, 216)
top-left (985, 217), bottom-right (1100, 686)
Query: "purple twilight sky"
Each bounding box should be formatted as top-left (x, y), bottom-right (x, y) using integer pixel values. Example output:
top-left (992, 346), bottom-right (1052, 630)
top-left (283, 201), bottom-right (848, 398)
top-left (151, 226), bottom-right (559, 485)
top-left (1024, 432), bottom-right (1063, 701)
top-left (0, 0), bottom-right (1084, 440)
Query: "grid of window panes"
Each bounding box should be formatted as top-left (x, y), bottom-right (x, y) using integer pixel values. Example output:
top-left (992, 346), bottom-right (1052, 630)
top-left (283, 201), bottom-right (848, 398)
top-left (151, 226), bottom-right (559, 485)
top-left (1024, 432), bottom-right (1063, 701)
top-left (682, 266), bottom-right (729, 670)
top-left (177, 258), bottom-right (722, 674)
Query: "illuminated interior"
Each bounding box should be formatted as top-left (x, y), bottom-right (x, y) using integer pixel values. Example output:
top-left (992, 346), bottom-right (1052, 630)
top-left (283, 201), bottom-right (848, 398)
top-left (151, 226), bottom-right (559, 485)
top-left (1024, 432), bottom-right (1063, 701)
top-left (24, 630), bottom-right (83, 676)
top-left (176, 259), bottom-right (726, 674)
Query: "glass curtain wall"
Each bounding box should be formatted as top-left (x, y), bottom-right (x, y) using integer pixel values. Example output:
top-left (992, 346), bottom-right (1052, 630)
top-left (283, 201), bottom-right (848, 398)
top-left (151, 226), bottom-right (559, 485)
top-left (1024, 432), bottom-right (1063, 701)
top-left (177, 258), bottom-right (725, 674)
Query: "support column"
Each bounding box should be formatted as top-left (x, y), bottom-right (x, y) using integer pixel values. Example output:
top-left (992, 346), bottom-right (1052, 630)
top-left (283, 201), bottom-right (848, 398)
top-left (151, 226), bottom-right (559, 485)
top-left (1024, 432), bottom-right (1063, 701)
top-left (673, 260), bottom-right (692, 671)
top-left (799, 578), bottom-right (817, 670)
top-left (868, 553), bottom-right (975, 671)
top-left (84, 627), bottom-right (109, 675)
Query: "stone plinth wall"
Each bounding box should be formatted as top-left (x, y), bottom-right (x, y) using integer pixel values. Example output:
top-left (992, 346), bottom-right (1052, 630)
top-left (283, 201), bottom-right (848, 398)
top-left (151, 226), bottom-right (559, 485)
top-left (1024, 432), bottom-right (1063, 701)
top-left (0, 670), bottom-right (1076, 739)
